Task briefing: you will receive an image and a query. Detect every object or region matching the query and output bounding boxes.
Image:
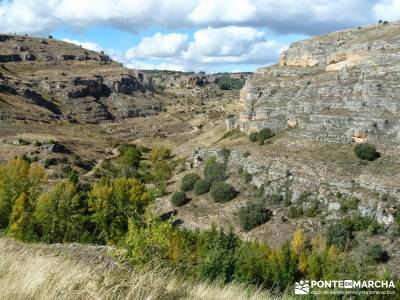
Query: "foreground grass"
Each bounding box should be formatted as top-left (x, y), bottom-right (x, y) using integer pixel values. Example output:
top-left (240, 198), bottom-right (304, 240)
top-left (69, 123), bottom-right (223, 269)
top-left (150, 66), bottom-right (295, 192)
top-left (0, 237), bottom-right (276, 300)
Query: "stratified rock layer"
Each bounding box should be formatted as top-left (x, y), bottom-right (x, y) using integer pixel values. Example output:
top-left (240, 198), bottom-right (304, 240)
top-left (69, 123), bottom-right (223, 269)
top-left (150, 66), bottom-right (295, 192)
top-left (0, 34), bottom-right (160, 123)
top-left (239, 22), bottom-right (400, 144)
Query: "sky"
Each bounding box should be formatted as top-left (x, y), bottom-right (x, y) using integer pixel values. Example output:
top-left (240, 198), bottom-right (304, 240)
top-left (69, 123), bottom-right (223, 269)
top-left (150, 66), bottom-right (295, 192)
top-left (0, 0), bottom-right (399, 73)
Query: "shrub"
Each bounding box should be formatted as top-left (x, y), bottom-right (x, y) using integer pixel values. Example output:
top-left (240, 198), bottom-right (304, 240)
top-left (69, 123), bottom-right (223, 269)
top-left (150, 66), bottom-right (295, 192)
top-left (204, 157), bottom-right (226, 182)
top-left (249, 132), bottom-right (258, 143)
top-left (149, 146), bottom-right (171, 163)
top-left (180, 173), bottom-right (201, 191)
top-left (193, 179), bottom-right (211, 195)
top-left (267, 193), bottom-right (283, 205)
top-left (367, 244), bottom-right (389, 264)
top-left (216, 76), bottom-right (245, 90)
top-left (171, 191), bottom-right (190, 207)
top-left (257, 128), bottom-right (274, 141)
top-left (220, 147), bottom-right (231, 164)
top-left (210, 181), bottom-right (237, 202)
top-left (248, 128), bottom-right (274, 143)
top-left (242, 172), bottom-right (252, 183)
top-left (287, 206), bottom-right (303, 218)
top-left (239, 201), bottom-right (271, 231)
top-left (327, 222), bottom-right (353, 251)
top-left (354, 143), bottom-right (380, 161)
top-left (339, 196), bottom-right (359, 213)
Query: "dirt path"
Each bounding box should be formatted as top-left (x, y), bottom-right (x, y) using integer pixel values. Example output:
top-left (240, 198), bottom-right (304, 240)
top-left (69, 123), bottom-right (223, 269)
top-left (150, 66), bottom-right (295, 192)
top-left (82, 147), bottom-right (120, 178)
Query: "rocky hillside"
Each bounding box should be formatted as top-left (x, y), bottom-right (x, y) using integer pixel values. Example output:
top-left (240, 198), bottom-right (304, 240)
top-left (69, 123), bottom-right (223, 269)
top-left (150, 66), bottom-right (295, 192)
top-left (142, 70), bottom-right (251, 90)
top-left (238, 21), bottom-right (400, 144)
top-left (0, 34), bottom-right (160, 123)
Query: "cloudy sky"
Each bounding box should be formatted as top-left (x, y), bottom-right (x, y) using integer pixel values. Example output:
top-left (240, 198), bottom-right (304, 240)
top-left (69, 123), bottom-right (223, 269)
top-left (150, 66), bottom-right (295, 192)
top-left (0, 0), bottom-right (399, 73)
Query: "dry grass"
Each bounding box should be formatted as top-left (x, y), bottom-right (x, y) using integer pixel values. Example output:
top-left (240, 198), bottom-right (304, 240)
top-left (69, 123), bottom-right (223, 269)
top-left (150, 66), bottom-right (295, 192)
top-left (0, 237), bottom-right (277, 300)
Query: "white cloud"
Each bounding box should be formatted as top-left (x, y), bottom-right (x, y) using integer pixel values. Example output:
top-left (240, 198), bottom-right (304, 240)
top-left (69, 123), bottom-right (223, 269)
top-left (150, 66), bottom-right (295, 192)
top-left (62, 38), bottom-right (103, 52)
top-left (374, 0), bottom-right (400, 21)
top-left (189, 0), bottom-right (257, 25)
top-left (125, 33), bottom-right (188, 59)
top-left (0, 0), bottom-right (397, 35)
top-left (187, 27), bottom-right (264, 57)
top-left (121, 27), bottom-right (287, 72)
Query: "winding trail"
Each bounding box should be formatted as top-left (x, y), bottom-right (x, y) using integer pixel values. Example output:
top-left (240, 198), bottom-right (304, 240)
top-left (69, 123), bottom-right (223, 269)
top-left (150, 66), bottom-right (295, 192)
top-left (82, 147), bottom-right (120, 178)
top-left (82, 113), bottom-right (199, 178)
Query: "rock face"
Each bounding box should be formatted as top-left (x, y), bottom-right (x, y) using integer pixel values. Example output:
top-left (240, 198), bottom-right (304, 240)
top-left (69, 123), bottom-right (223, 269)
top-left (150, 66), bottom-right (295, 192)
top-left (146, 71), bottom-right (251, 89)
top-left (0, 34), bottom-right (161, 123)
top-left (239, 22), bottom-right (400, 144)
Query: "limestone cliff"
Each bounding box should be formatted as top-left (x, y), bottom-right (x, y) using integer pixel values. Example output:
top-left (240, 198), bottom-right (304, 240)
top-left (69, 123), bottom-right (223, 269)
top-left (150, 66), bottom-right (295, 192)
top-left (239, 22), bottom-right (400, 144)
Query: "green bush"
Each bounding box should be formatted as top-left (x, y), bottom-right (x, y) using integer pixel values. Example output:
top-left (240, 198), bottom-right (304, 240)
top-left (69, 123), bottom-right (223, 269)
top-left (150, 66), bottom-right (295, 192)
top-left (257, 128), bottom-right (274, 141)
top-left (216, 76), bottom-right (245, 90)
top-left (171, 191), bottom-right (190, 207)
top-left (239, 201), bottom-right (271, 231)
top-left (204, 157), bottom-right (226, 182)
top-left (210, 181), bottom-right (237, 202)
top-left (248, 128), bottom-right (274, 143)
top-left (267, 193), bottom-right (283, 205)
top-left (354, 143), bottom-right (380, 161)
top-left (327, 222), bottom-right (353, 251)
top-left (193, 179), bottom-right (211, 195)
top-left (220, 147), bottom-right (231, 164)
top-left (287, 206), bottom-right (303, 218)
top-left (367, 244), bottom-right (389, 264)
top-left (249, 132), bottom-right (258, 143)
top-left (339, 196), bottom-right (359, 213)
top-left (242, 172), bottom-right (252, 183)
top-left (181, 173), bottom-right (201, 191)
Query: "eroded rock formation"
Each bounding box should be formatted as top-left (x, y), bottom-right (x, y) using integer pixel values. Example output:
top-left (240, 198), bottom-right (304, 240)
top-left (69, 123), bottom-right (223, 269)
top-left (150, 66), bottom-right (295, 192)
top-left (239, 22), bottom-right (400, 144)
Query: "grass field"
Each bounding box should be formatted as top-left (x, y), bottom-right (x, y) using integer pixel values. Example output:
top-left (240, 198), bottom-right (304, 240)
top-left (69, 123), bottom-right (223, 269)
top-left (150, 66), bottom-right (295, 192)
top-left (0, 237), bottom-right (277, 300)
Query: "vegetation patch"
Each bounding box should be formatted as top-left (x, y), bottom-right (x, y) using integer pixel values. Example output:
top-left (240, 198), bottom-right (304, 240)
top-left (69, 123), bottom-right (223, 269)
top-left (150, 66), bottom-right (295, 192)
top-left (354, 143), bottom-right (380, 161)
top-left (204, 157), bottom-right (226, 182)
top-left (180, 173), bottom-right (201, 191)
top-left (193, 179), bottom-right (211, 195)
top-left (216, 76), bottom-right (245, 90)
top-left (171, 191), bottom-right (190, 207)
top-left (239, 200), bottom-right (271, 231)
top-left (210, 181), bottom-right (237, 202)
top-left (248, 128), bottom-right (274, 143)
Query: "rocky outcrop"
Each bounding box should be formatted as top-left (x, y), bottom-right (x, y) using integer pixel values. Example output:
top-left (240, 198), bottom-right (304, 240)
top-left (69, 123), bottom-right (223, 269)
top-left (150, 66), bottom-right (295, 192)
top-left (239, 22), bottom-right (400, 144)
top-left (148, 71), bottom-right (251, 89)
top-left (0, 34), bottom-right (161, 123)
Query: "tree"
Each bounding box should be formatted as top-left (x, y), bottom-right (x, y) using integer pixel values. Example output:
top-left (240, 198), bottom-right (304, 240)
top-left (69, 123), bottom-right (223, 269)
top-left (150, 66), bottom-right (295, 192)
top-left (116, 145), bottom-right (141, 177)
top-left (180, 173), bottom-right (201, 191)
top-left (35, 181), bottom-right (89, 243)
top-left (0, 159), bottom-right (46, 229)
top-left (8, 193), bottom-right (36, 241)
top-left (88, 177), bottom-right (151, 244)
top-left (197, 228), bottom-right (239, 282)
top-left (149, 146), bottom-right (171, 163)
top-left (210, 181), bottom-right (237, 202)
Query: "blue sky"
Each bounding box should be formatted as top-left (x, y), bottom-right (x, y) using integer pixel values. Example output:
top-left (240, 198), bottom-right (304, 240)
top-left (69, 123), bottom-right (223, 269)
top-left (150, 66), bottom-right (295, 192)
top-left (0, 0), bottom-right (399, 73)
